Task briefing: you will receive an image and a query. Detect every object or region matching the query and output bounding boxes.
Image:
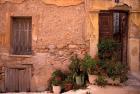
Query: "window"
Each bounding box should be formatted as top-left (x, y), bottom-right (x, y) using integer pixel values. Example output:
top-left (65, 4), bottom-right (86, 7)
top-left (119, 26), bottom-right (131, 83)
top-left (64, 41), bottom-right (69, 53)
top-left (99, 11), bottom-right (121, 40)
top-left (99, 11), bottom-right (113, 40)
top-left (113, 12), bottom-right (120, 34)
top-left (115, 0), bottom-right (119, 3)
top-left (113, 12), bottom-right (121, 42)
top-left (11, 17), bottom-right (32, 55)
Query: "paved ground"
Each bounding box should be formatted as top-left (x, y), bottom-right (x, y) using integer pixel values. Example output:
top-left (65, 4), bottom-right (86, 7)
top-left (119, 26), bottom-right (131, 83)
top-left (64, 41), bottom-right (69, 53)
top-left (62, 85), bottom-right (140, 94)
top-left (1, 73), bottom-right (140, 94)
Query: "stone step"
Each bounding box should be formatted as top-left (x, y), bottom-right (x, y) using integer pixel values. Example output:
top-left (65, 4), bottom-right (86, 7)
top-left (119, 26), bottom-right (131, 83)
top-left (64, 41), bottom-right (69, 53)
top-left (125, 72), bottom-right (140, 88)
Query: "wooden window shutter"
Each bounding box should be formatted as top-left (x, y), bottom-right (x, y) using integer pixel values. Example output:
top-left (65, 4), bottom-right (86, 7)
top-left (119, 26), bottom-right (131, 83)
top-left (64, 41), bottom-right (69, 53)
top-left (115, 0), bottom-right (119, 3)
top-left (11, 17), bottom-right (32, 55)
top-left (99, 11), bottom-right (113, 41)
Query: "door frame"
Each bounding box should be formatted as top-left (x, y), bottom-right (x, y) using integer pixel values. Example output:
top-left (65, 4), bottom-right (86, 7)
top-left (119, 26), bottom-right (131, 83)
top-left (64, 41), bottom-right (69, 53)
top-left (99, 9), bottom-right (129, 65)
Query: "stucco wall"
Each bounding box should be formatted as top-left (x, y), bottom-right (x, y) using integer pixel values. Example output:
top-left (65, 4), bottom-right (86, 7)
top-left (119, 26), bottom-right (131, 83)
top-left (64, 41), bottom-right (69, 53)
top-left (128, 12), bottom-right (140, 73)
top-left (0, 0), bottom-right (87, 92)
top-left (0, 0), bottom-right (84, 6)
top-left (86, 0), bottom-right (140, 11)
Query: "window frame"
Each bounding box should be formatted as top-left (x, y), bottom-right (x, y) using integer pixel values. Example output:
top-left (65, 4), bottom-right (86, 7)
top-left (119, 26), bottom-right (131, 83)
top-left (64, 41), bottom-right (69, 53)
top-left (10, 16), bottom-right (32, 56)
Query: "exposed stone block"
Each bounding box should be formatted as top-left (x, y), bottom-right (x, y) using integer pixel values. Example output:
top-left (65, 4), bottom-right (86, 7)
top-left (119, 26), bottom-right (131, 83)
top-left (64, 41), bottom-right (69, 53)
top-left (68, 44), bottom-right (78, 49)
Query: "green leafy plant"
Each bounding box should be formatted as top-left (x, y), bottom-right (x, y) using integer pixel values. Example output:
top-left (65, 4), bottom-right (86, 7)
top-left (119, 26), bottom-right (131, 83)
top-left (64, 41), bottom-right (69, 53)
top-left (48, 70), bottom-right (64, 92)
top-left (52, 70), bottom-right (65, 81)
top-left (98, 39), bottom-right (117, 59)
top-left (95, 76), bottom-right (108, 87)
top-left (69, 54), bottom-right (83, 76)
top-left (107, 61), bottom-right (128, 82)
top-left (52, 79), bottom-right (62, 86)
top-left (69, 54), bottom-right (86, 86)
top-left (97, 60), bottom-right (108, 76)
top-left (63, 74), bottom-right (74, 91)
top-left (82, 54), bottom-right (99, 75)
top-left (64, 74), bottom-right (74, 84)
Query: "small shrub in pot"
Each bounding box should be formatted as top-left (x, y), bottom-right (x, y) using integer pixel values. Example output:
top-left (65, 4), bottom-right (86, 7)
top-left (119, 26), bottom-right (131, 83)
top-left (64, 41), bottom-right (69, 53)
top-left (52, 69), bottom-right (65, 81)
top-left (69, 54), bottom-right (85, 86)
top-left (95, 75), bottom-right (108, 87)
top-left (63, 74), bottom-right (74, 91)
top-left (82, 54), bottom-right (99, 84)
top-left (52, 79), bottom-right (62, 94)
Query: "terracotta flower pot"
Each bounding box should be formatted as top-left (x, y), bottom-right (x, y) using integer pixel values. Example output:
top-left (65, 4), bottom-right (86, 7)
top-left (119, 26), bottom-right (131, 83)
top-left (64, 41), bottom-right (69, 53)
top-left (64, 83), bottom-right (73, 91)
top-left (88, 74), bottom-right (97, 84)
top-left (53, 85), bottom-right (61, 94)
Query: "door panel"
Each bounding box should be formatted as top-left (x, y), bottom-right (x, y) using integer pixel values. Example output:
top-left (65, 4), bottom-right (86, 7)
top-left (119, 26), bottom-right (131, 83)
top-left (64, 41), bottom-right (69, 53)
top-left (99, 11), bottom-right (113, 41)
top-left (5, 66), bottom-right (31, 92)
top-left (120, 12), bottom-right (128, 65)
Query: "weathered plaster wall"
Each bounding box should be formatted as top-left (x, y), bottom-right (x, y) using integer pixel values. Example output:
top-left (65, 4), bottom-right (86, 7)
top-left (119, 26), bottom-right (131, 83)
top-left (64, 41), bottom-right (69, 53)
top-left (120, 0), bottom-right (140, 10)
top-left (42, 0), bottom-right (84, 6)
top-left (0, 0), bottom-right (87, 92)
top-left (87, 0), bottom-right (140, 11)
top-left (0, 0), bottom-right (24, 4)
top-left (0, 0), bottom-right (84, 6)
top-left (128, 13), bottom-right (140, 73)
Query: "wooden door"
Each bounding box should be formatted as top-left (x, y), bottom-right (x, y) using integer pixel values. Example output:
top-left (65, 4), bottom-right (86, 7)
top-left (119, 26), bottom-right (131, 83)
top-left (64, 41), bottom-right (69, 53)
top-left (5, 66), bottom-right (31, 92)
top-left (5, 68), bottom-right (19, 92)
top-left (113, 12), bottom-right (128, 64)
top-left (99, 10), bottom-right (128, 64)
top-left (119, 12), bottom-right (128, 65)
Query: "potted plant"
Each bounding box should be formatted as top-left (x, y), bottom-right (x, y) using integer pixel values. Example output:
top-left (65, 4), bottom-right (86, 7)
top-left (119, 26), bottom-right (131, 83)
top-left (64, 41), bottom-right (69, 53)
top-left (106, 60), bottom-right (128, 85)
top-left (52, 79), bottom-right (62, 94)
top-left (82, 54), bottom-right (99, 84)
top-left (69, 54), bottom-right (85, 86)
top-left (63, 74), bottom-right (74, 91)
top-left (50, 70), bottom-right (64, 93)
top-left (95, 75), bottom-right (108, 87)
top-left (52, 69), bottom-right (65, 81)
top-left (98, 39), bottom-right (117, 59)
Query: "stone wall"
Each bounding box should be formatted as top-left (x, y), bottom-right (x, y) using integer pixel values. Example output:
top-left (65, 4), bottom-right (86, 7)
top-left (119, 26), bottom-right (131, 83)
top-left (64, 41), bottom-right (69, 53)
top-left (0, 0), bottom-right (88, 92)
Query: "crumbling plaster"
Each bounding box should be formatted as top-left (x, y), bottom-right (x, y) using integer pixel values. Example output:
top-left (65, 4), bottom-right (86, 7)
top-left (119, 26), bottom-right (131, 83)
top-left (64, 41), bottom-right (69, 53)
top-left (0, 0), bottom-right (84, 6)
top-left (0, 0), bottom-right (87, 91)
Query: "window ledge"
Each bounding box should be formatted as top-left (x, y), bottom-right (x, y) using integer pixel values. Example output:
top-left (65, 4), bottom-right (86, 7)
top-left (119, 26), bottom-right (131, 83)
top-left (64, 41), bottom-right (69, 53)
top-left (9, 54), bottom-right (32, 58)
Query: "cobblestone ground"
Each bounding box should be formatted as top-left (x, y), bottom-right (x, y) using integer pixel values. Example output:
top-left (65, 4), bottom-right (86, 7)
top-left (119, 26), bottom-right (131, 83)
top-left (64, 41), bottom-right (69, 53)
top-left (2, 73), bottom-right (140, 94)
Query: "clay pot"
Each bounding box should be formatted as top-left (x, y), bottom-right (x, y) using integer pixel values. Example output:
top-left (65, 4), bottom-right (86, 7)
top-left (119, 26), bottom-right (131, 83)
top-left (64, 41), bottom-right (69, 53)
top-left (64, 83), bottom-right (73, 91)
top-left (52, 85), bottom-right (61, 94)
top-left (88, 74), bottom-right (97, 84)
